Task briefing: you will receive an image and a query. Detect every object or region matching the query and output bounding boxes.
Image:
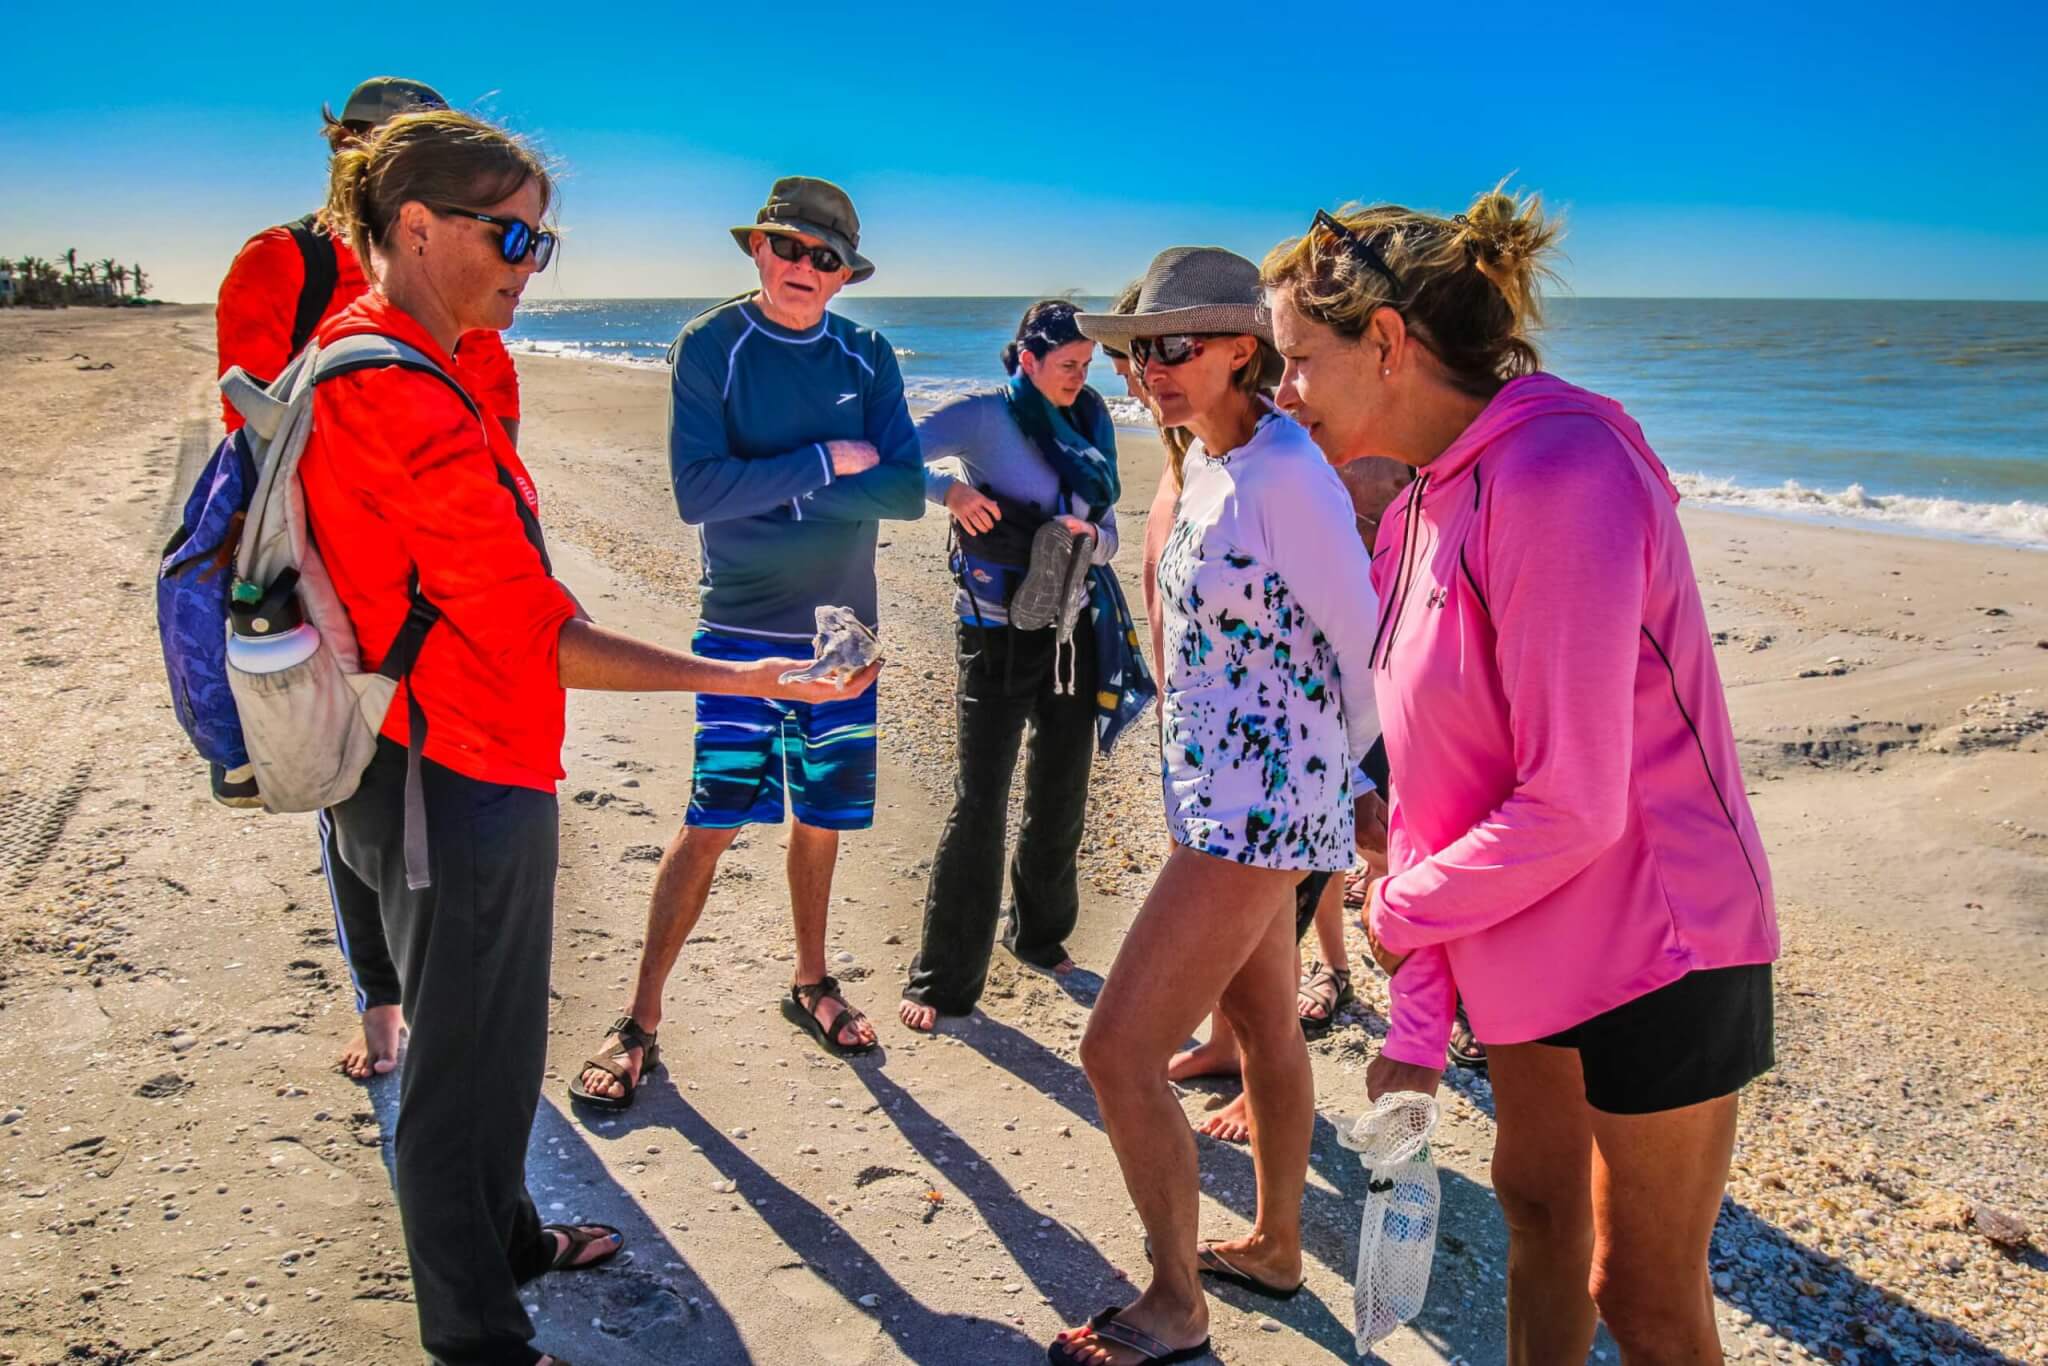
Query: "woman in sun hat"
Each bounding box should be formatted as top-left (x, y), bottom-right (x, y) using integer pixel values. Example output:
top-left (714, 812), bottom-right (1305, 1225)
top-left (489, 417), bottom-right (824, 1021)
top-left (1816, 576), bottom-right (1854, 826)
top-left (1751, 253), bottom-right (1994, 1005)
top-left (1043, 248), bottom-right (1384, 1366)
top-left (1264, 184), bottom-right (1777, 1361)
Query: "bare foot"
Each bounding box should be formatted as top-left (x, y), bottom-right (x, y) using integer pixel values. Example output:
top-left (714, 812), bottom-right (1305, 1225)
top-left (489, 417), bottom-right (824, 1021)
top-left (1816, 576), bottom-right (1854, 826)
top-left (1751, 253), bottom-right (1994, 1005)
top-left (1051, 957), bottom-right (1076, 976)
top-left (1195, 1093), bottom-right (1251, 1144)
top-left (1167, 1035), bottom-right (1241, 1083)
top-left (338, 1004), bottom-right (404, 1081)
top-left (899, 999), bottom-right (938, 1033)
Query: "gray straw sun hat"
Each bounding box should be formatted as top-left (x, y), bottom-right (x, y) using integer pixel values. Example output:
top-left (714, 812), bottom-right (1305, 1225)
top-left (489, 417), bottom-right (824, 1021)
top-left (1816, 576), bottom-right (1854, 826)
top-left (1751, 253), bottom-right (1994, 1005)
top-left (1074, 247), bottom-right (1271, 350)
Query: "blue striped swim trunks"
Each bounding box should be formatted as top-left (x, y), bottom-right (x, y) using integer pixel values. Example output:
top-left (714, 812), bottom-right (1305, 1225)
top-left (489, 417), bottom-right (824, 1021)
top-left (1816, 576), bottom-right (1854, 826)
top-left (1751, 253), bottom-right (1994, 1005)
top-left (686, 628), bottom-right (878, 830)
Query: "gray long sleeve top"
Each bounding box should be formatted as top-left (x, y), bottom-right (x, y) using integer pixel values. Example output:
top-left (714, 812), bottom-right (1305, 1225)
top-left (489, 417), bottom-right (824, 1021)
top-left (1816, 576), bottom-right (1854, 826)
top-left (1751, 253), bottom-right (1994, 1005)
top-left (917, 388), bottom-right (1120, 625)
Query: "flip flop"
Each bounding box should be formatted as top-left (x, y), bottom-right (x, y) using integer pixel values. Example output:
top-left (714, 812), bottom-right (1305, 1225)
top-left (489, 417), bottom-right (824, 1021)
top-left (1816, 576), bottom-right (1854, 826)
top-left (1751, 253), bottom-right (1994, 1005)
top-left (1197, 1241), bottom-right (1304, 1300)
top-left (567, 1016), bottom-right (660, 1111)
top-left (791, 975), bottom-right (878, 1056)
top-left (1143, 1237), bottom-right (1304, 1301)
top-left (1047, 1306), bottom-right (1210, 1364)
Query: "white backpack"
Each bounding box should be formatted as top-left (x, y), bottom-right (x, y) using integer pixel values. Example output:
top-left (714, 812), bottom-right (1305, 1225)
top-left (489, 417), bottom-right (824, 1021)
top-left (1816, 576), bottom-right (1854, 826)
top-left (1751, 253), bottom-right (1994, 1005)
top-left (220, 334), bottom-right (481, 888)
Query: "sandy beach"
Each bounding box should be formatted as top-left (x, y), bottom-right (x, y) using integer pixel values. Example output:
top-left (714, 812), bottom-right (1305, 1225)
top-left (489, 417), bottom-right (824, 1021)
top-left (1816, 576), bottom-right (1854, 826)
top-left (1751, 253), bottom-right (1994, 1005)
top-left (2, 305), bottom-right (2044, 1365)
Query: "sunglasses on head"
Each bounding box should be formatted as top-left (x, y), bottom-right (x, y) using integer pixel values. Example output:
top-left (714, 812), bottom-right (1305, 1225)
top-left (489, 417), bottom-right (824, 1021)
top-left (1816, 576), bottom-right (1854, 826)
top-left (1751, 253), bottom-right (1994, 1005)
top-left (1311, 209), bottom-right (1402, 294)
top-left (765, 233), bottom-right (846, 274)
top-left (429, 204), bottom-right (555, 271)
top-left (1129, 334), bottom-right (1210, 368)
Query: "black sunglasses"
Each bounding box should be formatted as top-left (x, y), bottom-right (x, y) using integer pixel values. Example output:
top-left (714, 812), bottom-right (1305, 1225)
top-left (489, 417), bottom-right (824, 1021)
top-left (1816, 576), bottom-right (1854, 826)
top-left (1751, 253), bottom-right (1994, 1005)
top-left (1311, 209), bottom-right (1402, 294)
top-left (429, 204), bottom-right (556, 271)
top-left (1129, 334), bottom-right (1210, 368)
top-left (765, 233), bottom-right (846, 274)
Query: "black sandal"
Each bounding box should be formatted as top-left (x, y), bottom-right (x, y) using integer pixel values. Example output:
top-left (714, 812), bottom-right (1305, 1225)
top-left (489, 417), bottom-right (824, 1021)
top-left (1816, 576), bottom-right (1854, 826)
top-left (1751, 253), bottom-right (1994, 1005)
top-left (567, 1016), bottom-right (661, 1111)
top-left (791, 976), bottom-right (878, 1056)
top-left (1448, 1006), bottom-right (1487, 1071)
top-left (1047, 1307), bottom-right (1211, 1364)
top-left (1297, 960), bottom-right (1354, 1037)
top-left (542, 1222), bottom-right (623, 1272)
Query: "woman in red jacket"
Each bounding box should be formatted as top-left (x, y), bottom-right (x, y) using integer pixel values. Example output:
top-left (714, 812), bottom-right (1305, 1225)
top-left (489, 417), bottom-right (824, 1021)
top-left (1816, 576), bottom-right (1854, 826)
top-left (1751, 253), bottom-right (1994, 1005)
top-left (213, 75), bottom-right (526, 1086)
top-left (305, 109), bottom-right (874, 1366)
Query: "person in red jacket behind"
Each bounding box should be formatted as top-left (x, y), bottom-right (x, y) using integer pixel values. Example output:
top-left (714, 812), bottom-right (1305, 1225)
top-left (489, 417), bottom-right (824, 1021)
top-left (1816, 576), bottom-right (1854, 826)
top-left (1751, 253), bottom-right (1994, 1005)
top-left (214, 76), bottom-right (528, 1087)
top-left (304, 109), bottom-right (876, 1366)
top-left (217, 75), bottom-right (522, 441)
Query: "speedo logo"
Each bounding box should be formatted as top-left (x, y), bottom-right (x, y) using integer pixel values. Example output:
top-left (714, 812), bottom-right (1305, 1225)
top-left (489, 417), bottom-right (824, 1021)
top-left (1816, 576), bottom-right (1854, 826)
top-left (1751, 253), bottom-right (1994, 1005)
top-left (837, 392), bottom-right (858, 405)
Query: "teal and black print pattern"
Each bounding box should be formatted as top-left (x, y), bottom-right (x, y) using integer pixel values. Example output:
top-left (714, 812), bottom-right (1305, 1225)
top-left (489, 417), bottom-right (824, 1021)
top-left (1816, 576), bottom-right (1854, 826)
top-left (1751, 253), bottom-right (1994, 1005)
top-left (1156, 518), bottom-right (1356, 871)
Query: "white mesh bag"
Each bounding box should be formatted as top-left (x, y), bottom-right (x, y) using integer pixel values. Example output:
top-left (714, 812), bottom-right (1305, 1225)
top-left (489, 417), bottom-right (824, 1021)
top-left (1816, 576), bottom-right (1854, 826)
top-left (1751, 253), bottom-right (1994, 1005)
top-left (1338, 1090), bottom-right (1442, 1353)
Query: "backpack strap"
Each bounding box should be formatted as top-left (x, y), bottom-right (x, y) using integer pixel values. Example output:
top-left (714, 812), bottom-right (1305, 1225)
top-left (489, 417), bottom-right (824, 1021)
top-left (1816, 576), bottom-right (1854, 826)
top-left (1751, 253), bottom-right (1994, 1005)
top-left (285, 214), bottom-right (340, 360)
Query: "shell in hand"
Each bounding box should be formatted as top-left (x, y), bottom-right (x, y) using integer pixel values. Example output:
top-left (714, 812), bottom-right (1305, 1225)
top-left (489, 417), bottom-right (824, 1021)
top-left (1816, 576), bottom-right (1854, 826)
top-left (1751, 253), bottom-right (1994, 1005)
top-left (778, 605), bottom-right (882, 685)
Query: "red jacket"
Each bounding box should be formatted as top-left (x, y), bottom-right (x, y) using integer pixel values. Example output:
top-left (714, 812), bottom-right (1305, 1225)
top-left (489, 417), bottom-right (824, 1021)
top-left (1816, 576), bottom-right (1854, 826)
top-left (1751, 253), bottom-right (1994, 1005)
top-left (300, 292), bottom-right (575, 791)
top-left (215, 222), bottom-right (521, 431)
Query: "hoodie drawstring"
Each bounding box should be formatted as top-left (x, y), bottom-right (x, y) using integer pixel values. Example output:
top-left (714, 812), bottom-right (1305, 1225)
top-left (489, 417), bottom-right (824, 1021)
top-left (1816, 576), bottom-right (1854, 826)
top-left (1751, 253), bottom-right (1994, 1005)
top-left (1373, 472), bottom-right (1429, 672)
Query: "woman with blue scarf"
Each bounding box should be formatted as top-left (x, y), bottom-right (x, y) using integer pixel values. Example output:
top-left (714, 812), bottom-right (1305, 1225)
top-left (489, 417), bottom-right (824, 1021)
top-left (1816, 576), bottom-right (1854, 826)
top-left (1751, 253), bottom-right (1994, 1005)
top-left (899, 300), bottom-right (1151, 1033)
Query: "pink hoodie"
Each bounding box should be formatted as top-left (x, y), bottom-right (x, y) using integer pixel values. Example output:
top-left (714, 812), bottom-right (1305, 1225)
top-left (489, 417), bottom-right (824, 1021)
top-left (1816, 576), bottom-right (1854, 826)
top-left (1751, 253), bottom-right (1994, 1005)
top-left (1368, 374), bottom-right (1777, 1067)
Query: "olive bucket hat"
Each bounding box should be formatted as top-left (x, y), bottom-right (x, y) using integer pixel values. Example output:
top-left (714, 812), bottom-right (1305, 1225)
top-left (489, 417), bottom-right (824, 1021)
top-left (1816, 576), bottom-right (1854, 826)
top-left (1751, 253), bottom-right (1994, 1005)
top-left (729, 176), bottom-right (876, 284)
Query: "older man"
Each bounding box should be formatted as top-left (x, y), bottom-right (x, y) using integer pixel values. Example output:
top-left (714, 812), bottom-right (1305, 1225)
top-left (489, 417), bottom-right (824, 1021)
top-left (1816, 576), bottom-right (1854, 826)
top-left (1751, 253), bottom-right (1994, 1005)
top-left (573, 177), bottom-right (923, 1108)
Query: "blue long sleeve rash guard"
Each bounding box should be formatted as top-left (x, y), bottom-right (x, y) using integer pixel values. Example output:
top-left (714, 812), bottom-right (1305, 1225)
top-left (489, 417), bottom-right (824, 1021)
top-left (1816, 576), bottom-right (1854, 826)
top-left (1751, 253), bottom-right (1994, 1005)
top-left (667, 297), bottom-right (925, 639)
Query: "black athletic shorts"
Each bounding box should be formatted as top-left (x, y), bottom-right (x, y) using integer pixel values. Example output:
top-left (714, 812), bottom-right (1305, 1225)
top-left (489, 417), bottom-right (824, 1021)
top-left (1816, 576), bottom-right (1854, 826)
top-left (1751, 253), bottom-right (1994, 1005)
top-left (1293, 871), bottom-right (1335, 941)
top-left (1536, 963), bottom-right (1775, 1115)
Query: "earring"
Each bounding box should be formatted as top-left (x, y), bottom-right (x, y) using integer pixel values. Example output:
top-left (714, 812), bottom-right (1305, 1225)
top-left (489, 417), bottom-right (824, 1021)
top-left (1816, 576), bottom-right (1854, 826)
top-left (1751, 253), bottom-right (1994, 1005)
top-left (1381, 367), bottom-right (1390, 378)
top-left (415, 245), bottom-right (425, 257)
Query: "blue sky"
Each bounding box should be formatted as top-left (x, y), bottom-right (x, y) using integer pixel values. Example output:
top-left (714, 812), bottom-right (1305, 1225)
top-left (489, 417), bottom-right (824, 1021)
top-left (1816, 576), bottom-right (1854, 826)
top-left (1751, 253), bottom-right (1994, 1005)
top-left (5, 2), bottom-right (2045, 302)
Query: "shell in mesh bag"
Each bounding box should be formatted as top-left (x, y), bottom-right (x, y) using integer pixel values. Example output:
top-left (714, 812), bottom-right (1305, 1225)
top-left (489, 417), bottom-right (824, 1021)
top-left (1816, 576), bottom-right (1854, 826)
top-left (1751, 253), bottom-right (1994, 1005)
top-left (1338, 1090), bottom-right (1442, 1351)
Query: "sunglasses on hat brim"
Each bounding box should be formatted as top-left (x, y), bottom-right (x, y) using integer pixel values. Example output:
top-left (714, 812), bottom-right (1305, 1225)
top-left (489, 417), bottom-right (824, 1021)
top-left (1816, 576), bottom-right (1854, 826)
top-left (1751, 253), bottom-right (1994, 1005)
top-left (429, 204), bottom-right (556, 271)
top-left (764, 233), bottom-right (847, 274)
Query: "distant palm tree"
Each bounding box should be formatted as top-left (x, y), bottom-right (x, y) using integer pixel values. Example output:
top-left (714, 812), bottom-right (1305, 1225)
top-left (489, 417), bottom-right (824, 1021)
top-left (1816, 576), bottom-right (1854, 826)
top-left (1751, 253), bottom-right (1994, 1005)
top-left (100, 258), bottom-right (121, 301)
top-left (131, 263), bottom-right (150, 299)
top-left (110, 263), bottom-right (129, 299)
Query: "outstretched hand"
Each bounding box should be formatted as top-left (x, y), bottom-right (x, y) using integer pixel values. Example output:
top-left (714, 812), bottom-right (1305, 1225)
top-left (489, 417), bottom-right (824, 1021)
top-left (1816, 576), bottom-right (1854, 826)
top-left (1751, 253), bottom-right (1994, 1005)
top-left (756, 657), bottom-right (883, 704)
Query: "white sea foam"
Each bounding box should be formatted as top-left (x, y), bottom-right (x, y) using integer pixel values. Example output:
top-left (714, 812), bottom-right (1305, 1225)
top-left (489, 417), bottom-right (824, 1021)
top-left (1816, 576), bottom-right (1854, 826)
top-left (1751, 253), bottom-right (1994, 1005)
top-left (506, 339), bottom-right (667, 369)
top-left (1674, 473), bottom-right (2048, 549)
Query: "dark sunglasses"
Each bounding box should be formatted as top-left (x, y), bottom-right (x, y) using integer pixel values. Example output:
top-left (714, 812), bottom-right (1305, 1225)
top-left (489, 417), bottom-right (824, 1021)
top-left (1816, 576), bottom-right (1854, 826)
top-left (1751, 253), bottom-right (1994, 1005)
top-left (1311, 208), bottom-right (1402, 294)
top-left (1129, 334), bottom-right (1210, 368)
top-left (429, 204), bottom-right (556, 271)
top-left (765, 233), bottom-right (846, 274)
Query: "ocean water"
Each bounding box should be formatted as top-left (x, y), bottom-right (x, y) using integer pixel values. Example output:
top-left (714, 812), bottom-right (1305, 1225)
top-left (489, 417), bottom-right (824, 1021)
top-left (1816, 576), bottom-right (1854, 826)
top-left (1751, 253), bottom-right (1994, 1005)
top-left (505, 296), bottom-right (2048, 548)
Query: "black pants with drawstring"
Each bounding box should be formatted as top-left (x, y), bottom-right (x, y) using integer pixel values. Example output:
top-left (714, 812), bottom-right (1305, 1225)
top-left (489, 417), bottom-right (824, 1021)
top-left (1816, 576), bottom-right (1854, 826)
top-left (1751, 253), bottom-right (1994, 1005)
top-left (905, 621), bottom-right (1097, 1015)
top-left (332, 738), bottom-right (560, 1365)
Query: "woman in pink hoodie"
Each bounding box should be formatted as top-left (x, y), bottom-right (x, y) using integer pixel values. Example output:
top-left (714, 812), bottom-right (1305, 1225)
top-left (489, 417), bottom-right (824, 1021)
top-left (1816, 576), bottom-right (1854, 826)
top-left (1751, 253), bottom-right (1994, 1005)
top-left (1264, 187), bottom-right (1778, 1365)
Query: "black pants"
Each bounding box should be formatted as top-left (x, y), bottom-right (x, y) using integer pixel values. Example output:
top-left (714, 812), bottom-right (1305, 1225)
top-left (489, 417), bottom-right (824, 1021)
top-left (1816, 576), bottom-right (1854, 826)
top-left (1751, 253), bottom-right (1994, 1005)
top-left (318, 808), bottom-right (401, 1011)
top-left (905, 621), bottom-right (1096, 1015)
top-left (331, 739), bottom-right (559, 1366)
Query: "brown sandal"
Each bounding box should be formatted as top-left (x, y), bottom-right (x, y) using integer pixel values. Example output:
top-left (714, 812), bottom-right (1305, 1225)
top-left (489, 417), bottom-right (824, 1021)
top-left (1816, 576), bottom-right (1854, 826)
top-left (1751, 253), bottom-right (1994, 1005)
top-left (567, 1016), bottom-right (660, 1111)
top-left (542, 1222), bottom-right (624, 1272)
top-left (1298, 960), bottom-right (1354, 1037)
top-left (790, 976), bottom-right (877, 1056)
